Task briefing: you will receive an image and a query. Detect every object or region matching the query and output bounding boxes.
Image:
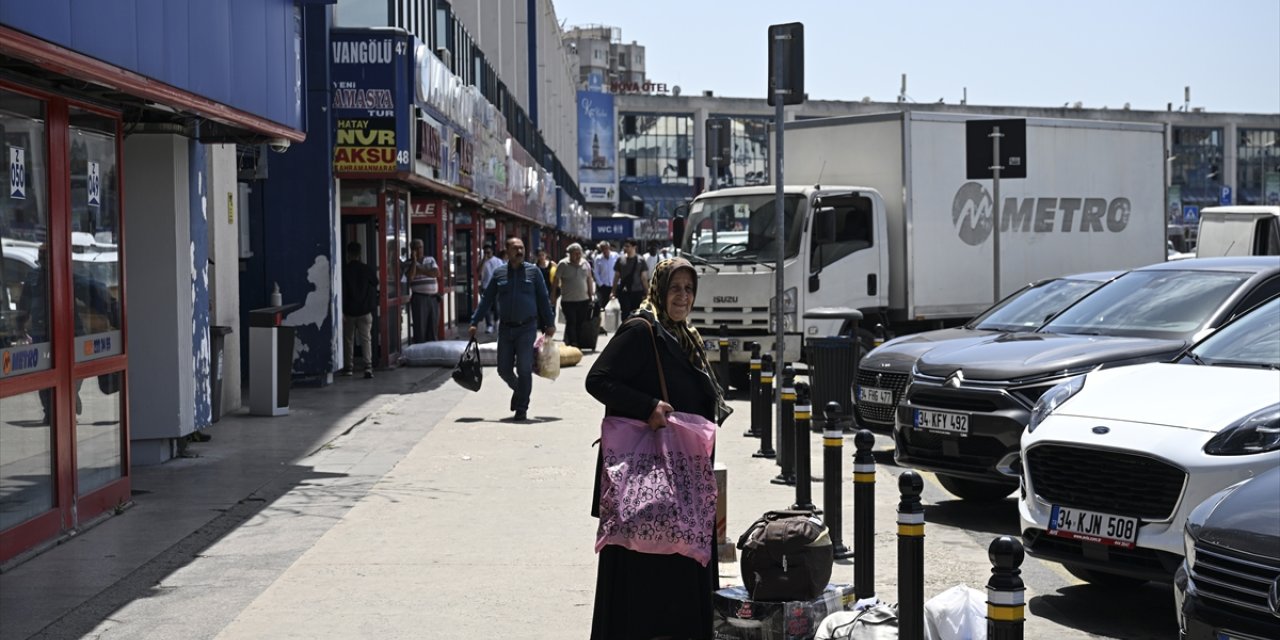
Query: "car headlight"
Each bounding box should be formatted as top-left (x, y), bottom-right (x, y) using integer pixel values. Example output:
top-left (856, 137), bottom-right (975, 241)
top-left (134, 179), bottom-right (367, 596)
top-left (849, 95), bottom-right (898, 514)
top-left (1027, 376), bottom-right (1085, 433)
top-left (1203, 403), bottom-right (1280, 455)
top-left (769, 287), bottom-right (797, 314)
top-left (1182, 526), bottom-right (1196, 569)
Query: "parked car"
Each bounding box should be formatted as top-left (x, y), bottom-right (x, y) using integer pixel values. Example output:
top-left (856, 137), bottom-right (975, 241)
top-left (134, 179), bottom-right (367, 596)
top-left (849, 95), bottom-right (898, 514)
top-left (1018, 295), bottom-right (1280, 586)
top-left (895, 257), bottom-right (1280, 501)
top-left (854, 271), bottom-right (1122, 431)
top-left (1175, 465), bottom-right (1280, 640)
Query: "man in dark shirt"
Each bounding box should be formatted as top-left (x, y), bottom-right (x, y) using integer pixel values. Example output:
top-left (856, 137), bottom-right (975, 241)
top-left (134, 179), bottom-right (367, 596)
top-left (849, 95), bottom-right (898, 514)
top-left (469, 237), bottom-right (555, 421)
top-left (341, 241), bottom-right (379, 378)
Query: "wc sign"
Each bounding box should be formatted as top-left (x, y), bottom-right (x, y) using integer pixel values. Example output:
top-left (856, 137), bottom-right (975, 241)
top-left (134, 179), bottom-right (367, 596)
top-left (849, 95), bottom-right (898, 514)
top-left (9, 146), bottom-right (24, 200)
top-left (87, 161), bottom-right (100, 207)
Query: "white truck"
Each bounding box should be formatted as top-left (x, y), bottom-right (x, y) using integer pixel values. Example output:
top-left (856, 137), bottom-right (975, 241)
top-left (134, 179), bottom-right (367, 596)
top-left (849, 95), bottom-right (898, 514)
top-left (1194, 205), bottom-right (1280, 257)
top-left (679, 111), bottom-right (1167, 388)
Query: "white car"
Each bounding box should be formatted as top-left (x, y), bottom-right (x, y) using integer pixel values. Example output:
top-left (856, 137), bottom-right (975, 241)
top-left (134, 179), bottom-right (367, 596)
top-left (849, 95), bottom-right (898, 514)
top-left (1017, 295), bottom-right (1280, 587)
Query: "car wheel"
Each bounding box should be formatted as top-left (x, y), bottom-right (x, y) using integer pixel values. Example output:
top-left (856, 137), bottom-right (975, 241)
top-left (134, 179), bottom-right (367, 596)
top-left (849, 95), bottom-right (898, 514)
top-left (936, 474), bottom-right (1016, 502)
top-left (1063, 564), bottom-right (1148, 589)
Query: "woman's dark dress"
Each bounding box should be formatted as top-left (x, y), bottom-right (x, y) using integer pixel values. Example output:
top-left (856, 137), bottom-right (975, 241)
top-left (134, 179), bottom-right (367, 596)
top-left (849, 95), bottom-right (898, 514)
top-left (585, 313), bottom-right (720, 640)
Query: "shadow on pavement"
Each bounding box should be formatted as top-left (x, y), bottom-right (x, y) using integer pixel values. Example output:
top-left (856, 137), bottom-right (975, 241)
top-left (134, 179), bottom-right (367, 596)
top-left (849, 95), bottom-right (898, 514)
top-left (1030, 582), bottom-right (1178, 639)
top-left (921, 498), bottom-right (1021, 537)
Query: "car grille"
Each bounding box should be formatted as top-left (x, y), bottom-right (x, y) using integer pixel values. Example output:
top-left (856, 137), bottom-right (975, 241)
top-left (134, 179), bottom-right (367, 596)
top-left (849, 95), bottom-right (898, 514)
top-left (854, 368), bottom-right (909, 425)
top-left (1190, 541), bottom-right (1280, 618)
top-left (898, 428), bottom-right (1011, 473)
top-left (910, 390), bottom-right (1001, 413)
top-left (1027, 445), bottom-right (1186, 520)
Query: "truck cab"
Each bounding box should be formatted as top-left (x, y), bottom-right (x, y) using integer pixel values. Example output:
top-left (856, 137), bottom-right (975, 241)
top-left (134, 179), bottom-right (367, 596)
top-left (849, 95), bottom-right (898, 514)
top-left (1195, 205), bottom-right (1280, 257)
top-left (678, 185), bottom-right (889, 383)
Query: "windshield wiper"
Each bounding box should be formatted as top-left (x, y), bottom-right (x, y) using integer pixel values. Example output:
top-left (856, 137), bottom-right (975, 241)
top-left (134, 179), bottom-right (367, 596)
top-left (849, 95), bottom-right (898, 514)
top-left (678, 251), bottom-right (720, 272)
top-left (729, 252), bottom-right (778, 270)
top-left (1185, 352), bottom-right (1207, 366)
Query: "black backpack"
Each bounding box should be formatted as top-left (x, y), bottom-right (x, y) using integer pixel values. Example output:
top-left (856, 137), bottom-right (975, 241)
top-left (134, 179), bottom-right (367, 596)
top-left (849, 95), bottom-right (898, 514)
top-left (737, 510), bottom-right (834, 602)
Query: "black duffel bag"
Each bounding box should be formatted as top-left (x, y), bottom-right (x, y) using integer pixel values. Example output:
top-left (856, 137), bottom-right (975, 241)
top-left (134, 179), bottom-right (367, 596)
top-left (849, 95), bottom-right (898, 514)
top-left (451, 338), bottom-right (483, 392)
top-left (737, 510), bottom-right (833, 602)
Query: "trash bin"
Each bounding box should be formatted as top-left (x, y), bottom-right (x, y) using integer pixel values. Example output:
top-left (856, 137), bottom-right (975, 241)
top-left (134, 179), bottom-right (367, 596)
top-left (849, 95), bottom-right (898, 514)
top-left (210, 325), bottom-right (233, 422)
top-left (803, 307), bottom-right (864, 429)
top-left (248, 304), bottom-right (300, 417)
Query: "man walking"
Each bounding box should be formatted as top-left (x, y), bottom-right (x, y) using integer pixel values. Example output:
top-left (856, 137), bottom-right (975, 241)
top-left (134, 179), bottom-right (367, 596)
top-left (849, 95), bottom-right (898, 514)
top-left (551, 243), bottom-right (595, 348)
top-left (403, 239), bottom-right (440, 343)
top-left (341, 241), bottom-right (378, 379)
top-left (611, 238), bottom-right (649, 320)
top-left (479, 245), bottom-right (504, 333)
top-left (470, 237), bottom-right (555, 421)
top-left (591, 240), bottom-right (617, 315)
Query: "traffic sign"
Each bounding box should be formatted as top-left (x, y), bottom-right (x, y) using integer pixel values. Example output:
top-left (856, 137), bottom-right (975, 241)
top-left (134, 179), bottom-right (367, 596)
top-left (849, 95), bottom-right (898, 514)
top-left (1218, 185), bottom-right (1232, 206)
top-left (965, 119), bottom-right (1027, 180)
top-left (1183, 205), bottom-right (1200, 225)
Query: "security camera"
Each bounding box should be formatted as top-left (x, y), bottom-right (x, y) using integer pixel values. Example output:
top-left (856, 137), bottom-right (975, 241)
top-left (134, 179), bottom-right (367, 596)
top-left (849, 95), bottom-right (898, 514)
top-left (267, 138), bottom-right (291, 153)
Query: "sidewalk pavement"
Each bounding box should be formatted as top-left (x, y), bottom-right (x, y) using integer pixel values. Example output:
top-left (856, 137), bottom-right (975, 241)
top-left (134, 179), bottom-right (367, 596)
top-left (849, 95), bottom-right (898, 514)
top-left (1, 330), bottom-right (1094, 639)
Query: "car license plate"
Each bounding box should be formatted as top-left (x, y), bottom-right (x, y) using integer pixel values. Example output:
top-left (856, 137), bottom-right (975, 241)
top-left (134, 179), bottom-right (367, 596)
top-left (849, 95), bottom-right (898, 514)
top-left (913, 409), bottom-right (969, 435)
top-left (858, 386), bottom-right (894, 405)
top-left (1048, 505), bottom-right (1138, 549)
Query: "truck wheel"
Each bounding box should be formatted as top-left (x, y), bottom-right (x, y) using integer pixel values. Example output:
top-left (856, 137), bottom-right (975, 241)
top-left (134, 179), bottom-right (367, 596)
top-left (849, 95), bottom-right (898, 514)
top-left (936, 475), bottom-right (1016, 502)
top-left (1063, 564), bottom-right (1148, 589)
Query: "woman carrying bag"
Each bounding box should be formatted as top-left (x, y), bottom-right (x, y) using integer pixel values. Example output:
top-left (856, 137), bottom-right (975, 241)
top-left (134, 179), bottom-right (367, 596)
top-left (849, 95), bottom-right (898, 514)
top-left (585, 258), bottom-right (732, 640)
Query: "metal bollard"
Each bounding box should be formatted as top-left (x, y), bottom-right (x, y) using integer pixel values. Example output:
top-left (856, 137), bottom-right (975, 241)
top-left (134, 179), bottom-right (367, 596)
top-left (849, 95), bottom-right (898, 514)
top-left (771, 366), bottom-right (797, 485)
top-left (718, 323), bottom-right (731, 398)
top-left (751, 354), bottom-right (776, 459)
top-left (898, 470), bottom-right (925, 640)
top-left (852, 429), bottom-right (876, 600)
top-left (790, 381), bottom-right (817, 511)
top-left (822, 402), bottom-right (853, 559)
top-left (987, 536), bottom-right (1026, 640)
top-left (743, 342), bottom-right (762, 438)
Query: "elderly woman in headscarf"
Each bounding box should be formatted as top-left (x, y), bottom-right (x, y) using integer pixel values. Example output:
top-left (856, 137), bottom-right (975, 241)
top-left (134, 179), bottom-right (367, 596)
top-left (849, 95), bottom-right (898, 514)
top-left (585, 257), bottom-right (731, 640)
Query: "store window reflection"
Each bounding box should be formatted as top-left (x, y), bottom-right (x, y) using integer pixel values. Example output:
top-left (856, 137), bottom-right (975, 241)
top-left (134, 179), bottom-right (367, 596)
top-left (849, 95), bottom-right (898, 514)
top-left (619, 114), bottom-right (694, 185)
top-left (0, 90), bottom-right (52, 374)
top-left (1237, 128), bottom-right (1280, 205)
top-left (1170, 127), bottom-right (1225, 208)
top-left (0, 390), bottom-right (55, 531)
top-left (68, 109), bottom-right (122, 363)
top-left (709, 115), bottom-right (771, 188)
top-left (76, 373), bottom-right (123, 496)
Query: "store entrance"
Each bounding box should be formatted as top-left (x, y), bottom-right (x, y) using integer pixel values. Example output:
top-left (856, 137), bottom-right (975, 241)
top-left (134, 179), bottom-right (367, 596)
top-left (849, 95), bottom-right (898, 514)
top-left (340, 217), bottom-right (384, 369)
top-left (453, 227), bottom-right (473, 325)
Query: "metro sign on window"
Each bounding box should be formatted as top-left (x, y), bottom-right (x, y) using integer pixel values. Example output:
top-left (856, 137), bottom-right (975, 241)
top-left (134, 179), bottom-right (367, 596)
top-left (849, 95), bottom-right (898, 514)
top-left (9, 146), bottom-right (24, 200)
top-left (88, 161), bottom-right (101, 207)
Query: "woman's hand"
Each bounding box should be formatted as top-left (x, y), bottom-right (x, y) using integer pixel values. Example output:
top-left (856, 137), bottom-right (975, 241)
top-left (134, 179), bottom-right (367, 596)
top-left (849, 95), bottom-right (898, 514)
top-left (647, 400), bottom-right (674, 430)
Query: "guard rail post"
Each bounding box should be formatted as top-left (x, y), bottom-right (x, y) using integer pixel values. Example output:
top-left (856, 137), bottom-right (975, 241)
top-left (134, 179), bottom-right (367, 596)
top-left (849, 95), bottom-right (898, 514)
top-left (987, 536), bottom-right (1026, 640)
top-left (771, 365), bottom-right (797, 485)
top-left (822, 401), bottom-right (852, 559)
top-left (744, 342), bottom-right (762, 438)
top-left (751, 353), bottom-right (776, 459)
top-left (852, 429), bottom-right (877, 600)
top-left (790, 381), bottom-right (816, 511)
top-left (898, 470), bottom-right (925, 640)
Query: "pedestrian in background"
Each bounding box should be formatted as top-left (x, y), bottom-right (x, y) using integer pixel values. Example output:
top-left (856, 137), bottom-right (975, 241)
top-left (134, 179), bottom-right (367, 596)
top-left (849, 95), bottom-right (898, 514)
top-left (479, 244), bottom-right (504, 333)
top-left (341, 241), bottom-right (378, 379)
top-left (470, 237), bottom-right (555, 421)
top-left (403, 239), bottom-right (440, 343)
top-left (585, 257), bottom-right (731, 640)
top-left (611, 238), bottom-right (649, 321)
top-left (551, 242), bottom-right (595, 348)
top-left (535, 248), bottom-right (554, 291)
top-left (592, 240), bottom-right (617, 316)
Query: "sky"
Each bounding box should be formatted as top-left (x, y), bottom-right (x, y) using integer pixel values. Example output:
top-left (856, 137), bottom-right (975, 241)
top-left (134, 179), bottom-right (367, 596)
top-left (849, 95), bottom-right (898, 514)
top-left (550, 0), bottom-right (1280, 114)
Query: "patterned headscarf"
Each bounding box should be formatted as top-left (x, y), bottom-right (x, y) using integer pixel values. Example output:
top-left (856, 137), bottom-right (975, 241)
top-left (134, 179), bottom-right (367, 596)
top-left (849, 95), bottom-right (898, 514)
top-left (639, 258), bottom-right (731, 423)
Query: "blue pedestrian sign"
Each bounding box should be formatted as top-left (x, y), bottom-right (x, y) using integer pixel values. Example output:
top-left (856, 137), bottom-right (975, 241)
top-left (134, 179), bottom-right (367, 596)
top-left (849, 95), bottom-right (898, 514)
top-left (1219, 186), bottom-right (1232, 206)
top-left (1183, 205), bottom-right (1200, 225)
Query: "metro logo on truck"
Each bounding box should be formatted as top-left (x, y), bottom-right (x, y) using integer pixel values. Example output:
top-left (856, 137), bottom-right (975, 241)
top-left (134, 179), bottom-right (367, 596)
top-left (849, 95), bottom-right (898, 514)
top-left (951, 181), bottom-right (1132, 247)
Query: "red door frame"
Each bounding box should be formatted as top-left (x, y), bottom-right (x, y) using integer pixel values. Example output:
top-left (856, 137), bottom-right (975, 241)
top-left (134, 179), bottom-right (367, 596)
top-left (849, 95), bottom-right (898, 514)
top-left (0, 80), bottom-right (131, 565)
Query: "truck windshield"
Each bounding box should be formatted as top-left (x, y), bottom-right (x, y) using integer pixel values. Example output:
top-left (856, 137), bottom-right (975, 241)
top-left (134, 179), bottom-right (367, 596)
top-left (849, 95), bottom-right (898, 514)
top-left (680, 194), bottom-right (805, 263)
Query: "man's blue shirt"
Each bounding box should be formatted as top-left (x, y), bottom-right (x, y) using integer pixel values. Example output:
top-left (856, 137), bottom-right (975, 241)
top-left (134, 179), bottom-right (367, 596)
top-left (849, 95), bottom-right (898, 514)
top-left (470, 261), bottom-right (554, 331)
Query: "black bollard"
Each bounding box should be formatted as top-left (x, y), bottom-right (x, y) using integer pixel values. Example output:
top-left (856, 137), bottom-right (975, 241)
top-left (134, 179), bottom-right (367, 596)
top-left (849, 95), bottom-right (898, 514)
top-left (987, 536), bottom-right (1026, 640)
top-left (743, 342), bottom-right (761, 437)
top-left (718, 323), bottom-right (731, 398)
top-left (822, 402), bottom-right (852, 559)
top-left (771, 366), bottom-right (797, 485)
top-left (897, 471), bottom-right (925, 640)
top-left (852, 429), bottom-right (877, 601)
top-left (790, 381), bottom-right (817, 511)
top-left (751, 354), bottom-right (776, 459)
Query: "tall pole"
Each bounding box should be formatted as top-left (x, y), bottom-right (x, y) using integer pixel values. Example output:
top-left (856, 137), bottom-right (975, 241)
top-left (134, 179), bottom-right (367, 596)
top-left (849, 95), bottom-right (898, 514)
top-left (772, 32), bottom-right (786, 437)
top-left (991, 126), bottom-right (1003, 305)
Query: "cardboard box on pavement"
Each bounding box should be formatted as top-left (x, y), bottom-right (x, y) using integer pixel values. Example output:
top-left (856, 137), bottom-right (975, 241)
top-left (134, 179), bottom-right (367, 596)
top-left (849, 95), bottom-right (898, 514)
top-left (712, 583), bottom-right (856, 640)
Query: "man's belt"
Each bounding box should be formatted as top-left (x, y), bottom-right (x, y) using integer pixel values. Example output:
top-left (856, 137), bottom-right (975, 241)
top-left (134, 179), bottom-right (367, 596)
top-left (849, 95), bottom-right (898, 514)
top-left (502, 317), bottom-right (536, 328)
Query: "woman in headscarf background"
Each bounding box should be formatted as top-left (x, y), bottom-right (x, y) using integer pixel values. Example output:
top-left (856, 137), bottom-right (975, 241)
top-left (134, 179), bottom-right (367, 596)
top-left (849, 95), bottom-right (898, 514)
top-left (585, 257), bottom-right (731, 640)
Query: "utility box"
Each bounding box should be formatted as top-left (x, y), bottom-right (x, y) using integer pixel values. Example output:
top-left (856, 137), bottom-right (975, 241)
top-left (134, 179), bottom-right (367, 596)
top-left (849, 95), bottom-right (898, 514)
top-left (248, 304), bottom-right (299, 416)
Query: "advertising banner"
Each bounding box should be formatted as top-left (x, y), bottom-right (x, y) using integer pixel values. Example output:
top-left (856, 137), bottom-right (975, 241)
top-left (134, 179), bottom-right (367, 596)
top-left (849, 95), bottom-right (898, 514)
top-left (577, 90), bottom-right (617, 204)
top-left (331, 31), bottom-right (412, 174)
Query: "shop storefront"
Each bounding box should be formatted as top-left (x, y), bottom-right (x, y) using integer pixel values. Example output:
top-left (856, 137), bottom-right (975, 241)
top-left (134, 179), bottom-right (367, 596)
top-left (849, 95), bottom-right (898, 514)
top-left (1, 83), bottom-right (129, 562)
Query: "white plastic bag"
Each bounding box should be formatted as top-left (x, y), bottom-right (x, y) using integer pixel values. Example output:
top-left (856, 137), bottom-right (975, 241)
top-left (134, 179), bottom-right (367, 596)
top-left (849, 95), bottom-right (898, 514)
top-left (534, 335), bottom-right (560, 380)
top-left (816, 601), bottom-right (898, 640)
top-left (923, 584), bottom-right (987, 640)
top-left (603, 298), bottom-right (621, 333)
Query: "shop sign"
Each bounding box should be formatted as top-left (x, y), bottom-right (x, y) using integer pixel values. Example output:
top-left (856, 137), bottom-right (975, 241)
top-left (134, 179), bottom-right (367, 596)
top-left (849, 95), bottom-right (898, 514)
top-left (609, 81), bottom-right (671, 94)
top-left (0, 343), bottom-right (51, 378)
top-left (331, 31), bottom-right (412, 174)
top-left (411, 199), bottom-right (443, 220)
top-left (9, 146), bottom-right (25, 200)
top-left (87, 161), bottom-right (100, 207)
top-left (591, 218), bottom-right (634, 240)
top-left (417, 117), bottom-right (442, 169)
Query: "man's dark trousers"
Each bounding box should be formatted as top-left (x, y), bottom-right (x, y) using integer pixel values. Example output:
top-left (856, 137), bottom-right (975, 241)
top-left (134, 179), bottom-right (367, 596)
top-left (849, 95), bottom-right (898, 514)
top-left (561, 300), bottom-right (591, 347)
top-left (496, 323), bottom-right (537, 412)
top-left (408, 293), bottom-right (438, 342)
